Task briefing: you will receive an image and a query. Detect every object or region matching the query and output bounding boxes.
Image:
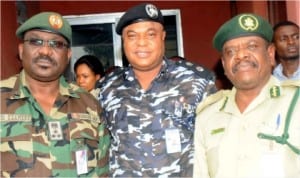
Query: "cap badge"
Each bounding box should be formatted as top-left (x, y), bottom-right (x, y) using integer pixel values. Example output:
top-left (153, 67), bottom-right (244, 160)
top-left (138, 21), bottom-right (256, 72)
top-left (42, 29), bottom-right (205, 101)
top-left (48, 14), bottom-right (63, 29)
top-left (238, 14), bottom-right (259, 31)
top-left (145, 4), bottom-right (158, 19)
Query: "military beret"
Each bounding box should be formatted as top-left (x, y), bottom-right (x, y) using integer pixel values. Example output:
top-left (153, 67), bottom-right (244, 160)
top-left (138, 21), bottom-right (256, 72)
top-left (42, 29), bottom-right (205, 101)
top-left (213, 13), bottom-right (273, 51)
top-left (116, 3), bottom-right (164, 35)
top-left (16, 12), bottom-right (72, 43)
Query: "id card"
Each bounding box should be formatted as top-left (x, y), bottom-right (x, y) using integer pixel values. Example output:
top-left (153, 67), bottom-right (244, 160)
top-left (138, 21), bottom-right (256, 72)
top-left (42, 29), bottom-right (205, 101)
top-left (75, 149), bottom-right (88, 175)
top-left (165, 129), bottom-right (181, 154)
top-left (260, 141), bottom-right (284, 178)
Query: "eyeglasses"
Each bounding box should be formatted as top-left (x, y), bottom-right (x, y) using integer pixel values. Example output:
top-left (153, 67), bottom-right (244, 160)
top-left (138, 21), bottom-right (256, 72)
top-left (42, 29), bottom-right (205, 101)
top-left (24, 38), bottom-right (70, 50)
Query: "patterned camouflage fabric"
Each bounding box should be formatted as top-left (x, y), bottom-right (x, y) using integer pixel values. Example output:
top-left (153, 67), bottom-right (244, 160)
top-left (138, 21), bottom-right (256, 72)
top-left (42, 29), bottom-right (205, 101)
top-left (0, 70), bottom-right (110, 177)
top-left (99, 58), bottom-right (217, 177)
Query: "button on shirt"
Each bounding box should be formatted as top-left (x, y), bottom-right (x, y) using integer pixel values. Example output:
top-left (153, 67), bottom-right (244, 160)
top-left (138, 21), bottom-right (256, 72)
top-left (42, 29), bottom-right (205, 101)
top-left (99, 58), bottom-right (216, 177)
top-left (0, 70), bottom-right (110, 177)
top-left (193, 76), bottom-right (300, 178)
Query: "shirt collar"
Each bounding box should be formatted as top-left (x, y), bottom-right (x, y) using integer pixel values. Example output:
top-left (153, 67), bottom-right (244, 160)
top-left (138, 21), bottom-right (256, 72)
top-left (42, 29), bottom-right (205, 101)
top-left (10, 70), bottom-right (79, 100)
top-left (221, 76), bottom-right (281, 114)
top-left (273, 63), bottom-right (300, 81)
top-left (123, 57), bottom-right (170, 82)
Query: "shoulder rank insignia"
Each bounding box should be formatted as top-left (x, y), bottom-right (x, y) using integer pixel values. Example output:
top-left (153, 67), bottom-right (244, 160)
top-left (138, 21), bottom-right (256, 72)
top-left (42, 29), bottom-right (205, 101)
top-left (270, 86), bottom-right (280, 98)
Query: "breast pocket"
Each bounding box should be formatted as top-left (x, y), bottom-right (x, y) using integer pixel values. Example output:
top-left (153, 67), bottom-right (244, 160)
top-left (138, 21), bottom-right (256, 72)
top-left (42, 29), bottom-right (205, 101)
top-left (0, 120), bottom-right (34, 174)
top-left (69, 119), bottom-right (100, 168)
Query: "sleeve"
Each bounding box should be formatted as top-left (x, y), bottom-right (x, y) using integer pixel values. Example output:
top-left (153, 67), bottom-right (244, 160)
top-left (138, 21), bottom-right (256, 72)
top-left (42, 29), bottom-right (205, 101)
top-left (97, 104), bottom-right (110, 176)
top-left (202, 71), bottom-right (218, 101)
top-left (193, 115), bottom-right (210, 178)
top-left (97, 122), bottom-right (110, 176)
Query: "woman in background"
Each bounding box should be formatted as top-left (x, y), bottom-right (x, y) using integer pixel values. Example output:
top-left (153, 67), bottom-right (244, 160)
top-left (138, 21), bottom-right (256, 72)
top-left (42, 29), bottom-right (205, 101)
top-left (74, 55), bottom-right (105, 98)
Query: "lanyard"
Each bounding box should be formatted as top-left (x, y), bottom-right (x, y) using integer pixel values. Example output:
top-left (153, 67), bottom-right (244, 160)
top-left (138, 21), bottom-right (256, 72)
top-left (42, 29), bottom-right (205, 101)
top-left (257, 87), bottom-right (300, 155)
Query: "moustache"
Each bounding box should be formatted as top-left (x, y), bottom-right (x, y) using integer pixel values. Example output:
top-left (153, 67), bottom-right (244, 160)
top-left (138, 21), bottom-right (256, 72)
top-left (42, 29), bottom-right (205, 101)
top-left (232, 60), bottom-right (257, 73)
top-left (33, 56), bottom-right (57, 66)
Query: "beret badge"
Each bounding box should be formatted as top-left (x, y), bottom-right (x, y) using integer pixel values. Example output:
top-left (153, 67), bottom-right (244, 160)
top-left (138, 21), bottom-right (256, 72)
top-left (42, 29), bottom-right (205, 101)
top-left (48, 14), bottom-right (63, 30)
top-left (145, 4), bottom-right (159, 19)
top-left (239, 14), bottom-right (259, 31)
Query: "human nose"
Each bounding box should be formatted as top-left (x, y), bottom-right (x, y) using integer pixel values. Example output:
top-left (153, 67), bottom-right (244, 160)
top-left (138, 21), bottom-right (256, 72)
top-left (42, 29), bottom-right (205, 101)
top-left (234, 47), bottom-right (249, 60)
top-left (136, 35), bottom-right (147, 46)
top-left (37, 43), bottom-right (53, 55)
top-left (77, 77), bottom-right (84, 84)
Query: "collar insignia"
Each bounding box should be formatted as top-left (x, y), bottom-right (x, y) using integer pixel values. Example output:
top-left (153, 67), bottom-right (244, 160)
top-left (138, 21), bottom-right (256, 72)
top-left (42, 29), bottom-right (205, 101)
top-left (270, 86), bottom-right (280, 98)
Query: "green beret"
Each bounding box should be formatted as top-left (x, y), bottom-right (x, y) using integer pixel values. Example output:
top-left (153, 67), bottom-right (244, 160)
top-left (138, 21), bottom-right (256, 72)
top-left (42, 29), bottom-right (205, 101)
top-left (16, 12), bottom-right (72, 43)
top-left (213, 13), bottom-right (273, 51)
top-left (116, 3), bottom-right (164, 35)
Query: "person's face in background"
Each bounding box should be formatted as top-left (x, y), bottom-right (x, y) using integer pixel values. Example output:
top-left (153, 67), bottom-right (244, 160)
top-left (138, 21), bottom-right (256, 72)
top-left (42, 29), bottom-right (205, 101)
top-left (221, 36), bottom-right (275, 90)
top-left (273, 25), bottom-right (299, 60)
top-left (122, 21), bottom-right (166, 72)
top-left (75, 63), bottom-right (100, 92)
top-left (19, 30), bottom-right (71, 82)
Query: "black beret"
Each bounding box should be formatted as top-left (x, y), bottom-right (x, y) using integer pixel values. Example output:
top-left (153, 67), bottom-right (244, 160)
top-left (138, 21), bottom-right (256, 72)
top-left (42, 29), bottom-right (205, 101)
top-left (213, 13), bottom-right (273, 52)
top-left (116, 3), bottom-right (164, 35)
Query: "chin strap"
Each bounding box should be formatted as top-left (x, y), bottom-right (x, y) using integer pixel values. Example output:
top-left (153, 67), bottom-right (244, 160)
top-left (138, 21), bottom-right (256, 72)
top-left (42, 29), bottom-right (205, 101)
top-left (257, 87), bottom-right (300, 155)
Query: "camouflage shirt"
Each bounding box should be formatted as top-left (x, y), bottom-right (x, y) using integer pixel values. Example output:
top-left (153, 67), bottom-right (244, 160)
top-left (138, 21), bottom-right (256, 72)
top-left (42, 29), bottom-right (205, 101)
top-left (0, 70), bottom-right (110, 177)
top-left (99, 58), bottom-right (217, 177)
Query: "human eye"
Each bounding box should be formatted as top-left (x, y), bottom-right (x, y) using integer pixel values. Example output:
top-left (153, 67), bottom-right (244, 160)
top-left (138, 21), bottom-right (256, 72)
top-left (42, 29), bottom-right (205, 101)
top-left (292, 34), bottom-right (299, 40)
top-left (26, 38), bottom-right (44, 46)
top-left (48, 40), bottom-right (67, 49)
top-left (279, 36), bottom-right (287, 42)
top-left (247, 43), bottom-right (258, 51)
top-left (224, 48), bottom-right (236, 58)
top-left (127, 32), bottom-right (137, 40)
top-left (147, 31), bottom-right (157, 39)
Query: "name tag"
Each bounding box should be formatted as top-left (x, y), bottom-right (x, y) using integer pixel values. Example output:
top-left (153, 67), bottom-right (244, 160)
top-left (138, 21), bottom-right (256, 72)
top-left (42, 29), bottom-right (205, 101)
top-left (69, 113), bottom-right (99, 123)
top-left (0, 114), bottom-right (31, 122)
top-left (165, 129), bottom-right (181, 154)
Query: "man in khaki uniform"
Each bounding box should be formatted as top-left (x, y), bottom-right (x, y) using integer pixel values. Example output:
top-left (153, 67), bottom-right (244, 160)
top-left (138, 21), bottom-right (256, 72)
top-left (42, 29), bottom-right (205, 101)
top-left (193, 13), bottom-right (300, 178)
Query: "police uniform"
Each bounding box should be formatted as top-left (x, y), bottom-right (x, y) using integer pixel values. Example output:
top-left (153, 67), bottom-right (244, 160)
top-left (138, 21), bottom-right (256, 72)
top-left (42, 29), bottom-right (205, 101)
top-left (193, 13), bottom-right (300, 178)
top-left (101, 4), bottom-right (217, 176)
top-left (99, 57), bottom-right (216, 177)
top-left (0, 12), bottom-right (110, 177)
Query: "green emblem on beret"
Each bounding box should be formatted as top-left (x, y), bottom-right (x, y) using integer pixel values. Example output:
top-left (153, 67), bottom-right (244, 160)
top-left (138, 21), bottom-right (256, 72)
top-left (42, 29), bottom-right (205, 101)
top-left (239, 14), bottom-right (259, 31)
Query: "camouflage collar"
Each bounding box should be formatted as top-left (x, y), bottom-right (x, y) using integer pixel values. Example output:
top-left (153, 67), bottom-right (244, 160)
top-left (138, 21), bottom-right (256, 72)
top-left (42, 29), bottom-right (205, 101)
top-left (10, 70), bottom-right (79, 99)
top-left (124, 58), bottom-right (170, 82)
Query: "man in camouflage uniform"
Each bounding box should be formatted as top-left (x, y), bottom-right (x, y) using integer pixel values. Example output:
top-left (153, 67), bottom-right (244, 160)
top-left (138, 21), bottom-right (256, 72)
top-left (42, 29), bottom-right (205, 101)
top-left (98, 3), bottom-right (216, 177)
top-left (193, 13), bottom-right (300, 178)
top-left (0, 12), bottom-right (109, 177)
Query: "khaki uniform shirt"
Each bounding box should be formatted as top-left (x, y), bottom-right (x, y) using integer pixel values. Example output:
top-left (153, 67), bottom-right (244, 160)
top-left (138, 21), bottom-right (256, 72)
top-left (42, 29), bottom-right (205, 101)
top-left (0, 70), bottom-right (110, 177)
top-left (193, 76), bottom-right (300, 178)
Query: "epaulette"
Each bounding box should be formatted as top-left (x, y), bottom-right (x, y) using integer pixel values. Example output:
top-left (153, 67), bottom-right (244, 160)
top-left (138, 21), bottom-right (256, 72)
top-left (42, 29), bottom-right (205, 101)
top-left (196, 90), bottom-right (230, 114)
top-left (175, 60), bottom-right (215, 80)
top-left (280, 80), bottom-right (300, 88)
top-left (0, 75), bottom-right (18, 89)
top-left (97, 67), bottom-right (125, 88)
top-left (69, 82), bottom-right (83, 91)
